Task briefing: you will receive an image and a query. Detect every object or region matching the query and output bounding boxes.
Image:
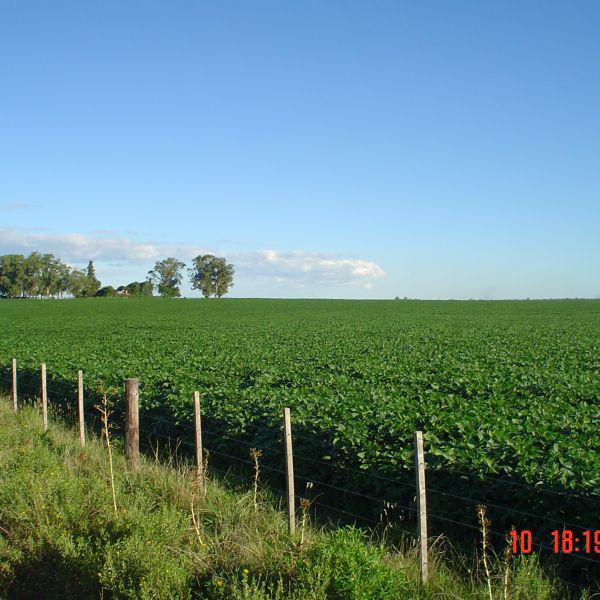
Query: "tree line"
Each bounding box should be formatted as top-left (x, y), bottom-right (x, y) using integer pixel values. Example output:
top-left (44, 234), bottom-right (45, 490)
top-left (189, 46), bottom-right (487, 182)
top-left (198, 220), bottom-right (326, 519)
top-left (0, 253), bottom-right (100, 298)
top-left (0, 253), bottom-right (235, 299)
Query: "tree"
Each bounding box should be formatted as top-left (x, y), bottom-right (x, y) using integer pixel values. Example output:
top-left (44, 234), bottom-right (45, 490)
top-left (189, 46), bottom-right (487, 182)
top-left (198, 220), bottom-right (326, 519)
top-left (147, 258), bottom-right (185, 297)
top-left (0, 254), bottom-right (26, 298)
top-left (83, 260), bottom-right (101, 297)
top-left (96, 285), bottom-right (118, 297)
top-left (68, 269), bottom-right (89, 298)
top-left (39, 253), bottom-right (67, 298)
top-left (124, 281), bottom-right (154, 296)
top-left (23, 252), bottom-right (44, 297)
top-left (24, 253), bottom-right (68, 298)
top-left (188, 254), bottom-right (235, 298)
top-left (54, 261), bottom-right (72, 298)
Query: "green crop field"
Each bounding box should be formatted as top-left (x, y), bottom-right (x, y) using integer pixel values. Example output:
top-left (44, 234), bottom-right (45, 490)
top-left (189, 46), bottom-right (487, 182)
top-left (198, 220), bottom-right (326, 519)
top-left (1, 298), bottom-right (598, 497)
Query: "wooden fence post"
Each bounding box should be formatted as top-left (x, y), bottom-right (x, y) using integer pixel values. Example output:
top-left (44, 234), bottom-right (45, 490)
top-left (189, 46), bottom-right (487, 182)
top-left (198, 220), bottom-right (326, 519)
top-left (41, 363), bottom-right (48, 432)
top-left (283, 407), bottom-right (296, 535)
top-left (414, 430), bottom-right (428, 584)
top-left (124, 378), bottom-right (140, 470)
top-left (11, 358), bottom-right (17, 411)
top-left (77, 370), bottom-right (85, 446)
top-left (193, 391), bottom-right (204, 493)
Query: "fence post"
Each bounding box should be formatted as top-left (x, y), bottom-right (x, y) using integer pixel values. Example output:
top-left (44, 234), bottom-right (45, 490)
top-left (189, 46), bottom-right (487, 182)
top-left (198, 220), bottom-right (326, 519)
top-left (124, 378), bottom-right (140, 470)
top-left (77, 370), bottom-right (85, 446)
top-left (414, 430), bottom-right (428, 584)
top-left (11, 358), bottom-right (17, 411)
top-left (41, 363), bottom-right (48, 432)
top-left (283, 407), bottom-right (296, 535)
top-left (193, 391), bottom-right (204, 493)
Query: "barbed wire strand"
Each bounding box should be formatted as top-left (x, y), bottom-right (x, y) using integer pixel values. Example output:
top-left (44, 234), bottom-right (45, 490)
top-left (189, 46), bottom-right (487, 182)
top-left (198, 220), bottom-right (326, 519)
top-left (292, 472), bottom-right (418, 512)
top-left (426, 486), bottom-right (596, 530)
top-left (129, 409), bottom-right (600, 505)
top-left (428, 464), bottom-right (600, 503)
top-left (140, 419), bottom-right (598, 533)
top-left (138, 427), bottom-right (280, 462)
top-left (293, 453), bottom-right (417, 489)
top-left (139, 428), bottom-right (600, 568)
top-left (139, 425), bottom-right (418, 517)
top-left (143, 414), bottom-right (282, 451)
top-left (141, 423), bottom-right (420, 509)
top-left (141, 413), bottom-right (420, 490)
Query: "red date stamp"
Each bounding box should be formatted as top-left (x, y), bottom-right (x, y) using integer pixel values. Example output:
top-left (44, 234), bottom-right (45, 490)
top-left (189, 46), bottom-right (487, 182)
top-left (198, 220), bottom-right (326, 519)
top-left (510, 530), bottom-right (600, 554)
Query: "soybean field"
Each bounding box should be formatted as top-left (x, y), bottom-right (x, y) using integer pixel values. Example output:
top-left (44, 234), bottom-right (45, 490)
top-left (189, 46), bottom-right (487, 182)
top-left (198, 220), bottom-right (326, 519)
top-left (1, 298), bottom-right (599, 544)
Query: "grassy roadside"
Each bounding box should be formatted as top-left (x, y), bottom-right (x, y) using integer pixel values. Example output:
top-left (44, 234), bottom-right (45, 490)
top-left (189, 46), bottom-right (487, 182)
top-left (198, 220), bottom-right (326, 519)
top-left (0, 399), bottom-right (580, 599)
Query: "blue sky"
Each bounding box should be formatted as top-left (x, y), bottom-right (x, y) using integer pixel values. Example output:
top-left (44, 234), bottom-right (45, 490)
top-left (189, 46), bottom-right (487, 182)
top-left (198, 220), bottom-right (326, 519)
top-left (1, 1), bottom-right (599, 299)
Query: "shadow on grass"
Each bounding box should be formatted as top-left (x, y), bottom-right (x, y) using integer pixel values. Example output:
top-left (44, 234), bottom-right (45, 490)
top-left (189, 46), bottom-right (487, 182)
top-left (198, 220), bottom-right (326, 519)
top-left (8, 547), bottom-right (99, 600)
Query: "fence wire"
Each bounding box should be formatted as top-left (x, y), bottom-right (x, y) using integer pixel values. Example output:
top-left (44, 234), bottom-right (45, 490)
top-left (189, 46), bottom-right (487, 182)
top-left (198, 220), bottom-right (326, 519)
top-left (5, 360), bottom-right (600, 591)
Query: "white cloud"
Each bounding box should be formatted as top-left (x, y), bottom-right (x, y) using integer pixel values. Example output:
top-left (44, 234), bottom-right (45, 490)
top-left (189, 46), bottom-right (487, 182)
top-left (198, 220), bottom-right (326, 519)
top-left (231, 250), bottom-right (386, 286)
top-left (0, 227), bottom-right (163, 262)
top-left (0, 227), bottom-right (386, 288)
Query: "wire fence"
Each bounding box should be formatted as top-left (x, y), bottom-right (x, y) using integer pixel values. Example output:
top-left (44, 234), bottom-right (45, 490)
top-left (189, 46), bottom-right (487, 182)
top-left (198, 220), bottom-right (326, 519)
top-left (138, 410), bottom-right (600, 549)
top-left (3, 359), bottom-right (599, 591)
